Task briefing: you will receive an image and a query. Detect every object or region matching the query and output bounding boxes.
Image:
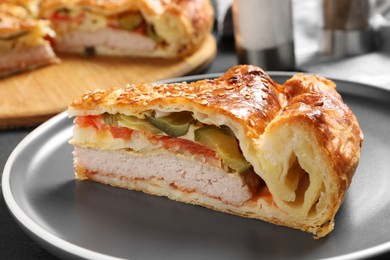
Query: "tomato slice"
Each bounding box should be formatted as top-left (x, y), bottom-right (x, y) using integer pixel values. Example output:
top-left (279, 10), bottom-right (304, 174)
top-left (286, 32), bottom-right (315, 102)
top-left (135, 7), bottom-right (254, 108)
top-left (51, 12), bottom-right (71, 21)
top-left (75, 115), bottom-right (133, 140)
top-left (109, 126), bottom-right (133, 140)
top-left (75, 115), bottom-right (100, 129)
top-left (75, 116), bottom-right (214, 158)
top-left (160, 136), bottom-right (218, 159)
top-left (107, 23), bottom-right (120, 29)
top-left (133, 22), bottom-right (146, 35)
top-left (50, 12), bottom-right (85, 23)
top-left (44, 35), bottom-right (56, 47)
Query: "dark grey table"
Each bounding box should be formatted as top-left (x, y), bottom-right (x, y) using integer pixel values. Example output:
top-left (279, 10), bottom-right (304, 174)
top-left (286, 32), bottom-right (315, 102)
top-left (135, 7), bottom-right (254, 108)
top-left (1, 38), bottom-right (389, 260)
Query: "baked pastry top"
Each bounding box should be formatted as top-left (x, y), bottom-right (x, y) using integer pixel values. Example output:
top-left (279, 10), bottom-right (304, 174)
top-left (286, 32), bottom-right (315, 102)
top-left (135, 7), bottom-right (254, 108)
top-left (69, 65), bottom-right (363, 238)
top-left (1, 0), bottom-right (41, 15)
top-left (69, 65), bottom-right (280, 135)
top-left (0, 2), bottom-right (55, 49)
top-left (0, 3), bottom-right (35, 36)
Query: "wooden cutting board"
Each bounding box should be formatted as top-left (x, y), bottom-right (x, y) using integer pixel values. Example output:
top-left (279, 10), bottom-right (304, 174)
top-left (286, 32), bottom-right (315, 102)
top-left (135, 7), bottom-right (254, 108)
top-left (0, 34), bottom-right (216, 129)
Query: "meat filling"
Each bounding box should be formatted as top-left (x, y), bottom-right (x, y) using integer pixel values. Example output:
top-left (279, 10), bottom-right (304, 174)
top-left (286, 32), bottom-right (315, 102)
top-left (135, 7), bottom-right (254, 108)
top-left (72, 113), bottom-right (266, 206)
top-left (74, 146), bottom-right (262, 206)
top-left (56, 28), bottom-right (156, 52)
top-left (48, 9), bottom-right (161, 53)
top-left (0, 44), bottom-right (58, 77)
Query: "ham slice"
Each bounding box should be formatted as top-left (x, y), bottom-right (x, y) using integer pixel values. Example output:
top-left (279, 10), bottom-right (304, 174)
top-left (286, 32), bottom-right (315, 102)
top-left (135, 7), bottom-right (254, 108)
top-left (55, 28), bottom-right (156, 53)
top-left (0, 44), bottom-right (59, 77)
top-left (74, 146), bottom-right (257, 206)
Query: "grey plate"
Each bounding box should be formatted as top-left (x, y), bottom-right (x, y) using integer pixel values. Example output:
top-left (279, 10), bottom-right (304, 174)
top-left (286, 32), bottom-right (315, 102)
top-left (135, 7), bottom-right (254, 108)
top-left (3, 73), bottom-right (390, 260)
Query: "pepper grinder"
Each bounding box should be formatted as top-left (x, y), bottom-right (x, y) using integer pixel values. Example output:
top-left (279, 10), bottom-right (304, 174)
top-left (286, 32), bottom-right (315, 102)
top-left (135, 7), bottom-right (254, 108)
top-left (321, 0), bottom-right (373, 58)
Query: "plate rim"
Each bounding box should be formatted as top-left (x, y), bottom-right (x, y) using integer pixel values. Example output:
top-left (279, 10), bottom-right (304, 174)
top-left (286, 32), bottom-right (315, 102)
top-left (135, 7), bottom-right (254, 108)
top-left (2, 112), bottom-right (122, 260)
top-left (2, 72), bottom-right (390, 260)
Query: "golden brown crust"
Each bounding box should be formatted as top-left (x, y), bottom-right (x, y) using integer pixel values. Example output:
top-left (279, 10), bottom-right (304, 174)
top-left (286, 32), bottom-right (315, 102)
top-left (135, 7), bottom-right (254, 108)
top-left (164, 0), bottom-right (214, 56)
top-left (39, 0), bottom-right (210, 16)
top-left (0, 3), bottom-right (36, 35)
top-left (280, 74), bottom-right (363, 190)
top-left (68, 65), bottom-right (364, 238)
top-left (69, 65), bottom-right (281, 139)
top-left (1, 0), bottom-right (41, 15)
top-left (265, 74), bottom-right (363, 238)
top-left (39, 0), bottom-right (136, 15)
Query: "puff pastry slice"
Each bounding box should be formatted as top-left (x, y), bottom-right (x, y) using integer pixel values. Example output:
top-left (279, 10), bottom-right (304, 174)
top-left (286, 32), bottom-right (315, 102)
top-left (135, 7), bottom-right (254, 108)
top-left (0, 2), bottom-right (59, 77)
top-left (68, 65), bottom-right (363, 238)
top-left (39, 0), bottom-right (214, 58)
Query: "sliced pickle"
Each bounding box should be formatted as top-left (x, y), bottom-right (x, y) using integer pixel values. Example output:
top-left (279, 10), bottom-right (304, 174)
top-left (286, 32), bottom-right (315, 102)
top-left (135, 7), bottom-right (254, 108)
top-left (220, 125), bottom-right (235, 137)
top-left (118, 114), bottom-right (161, 134)
top-left (145, 111), bottom-right (193, 137)
top-left (194, 126), bottom-right (251, 173)
top-left (55, 7), bottom-right (71, 15)
top-left (118, 12), bottom-right (143, 31)
top-left (103, 113), bottom-right (117, 126)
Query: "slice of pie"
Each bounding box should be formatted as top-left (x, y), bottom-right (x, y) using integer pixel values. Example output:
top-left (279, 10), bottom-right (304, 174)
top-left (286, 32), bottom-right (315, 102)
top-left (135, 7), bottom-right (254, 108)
top-left (39, 0), bottom-right (214, 58)
top-left (0, 2), bottom-right (59, 77)
top-left (68, 65), bottom-right (363, 238)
